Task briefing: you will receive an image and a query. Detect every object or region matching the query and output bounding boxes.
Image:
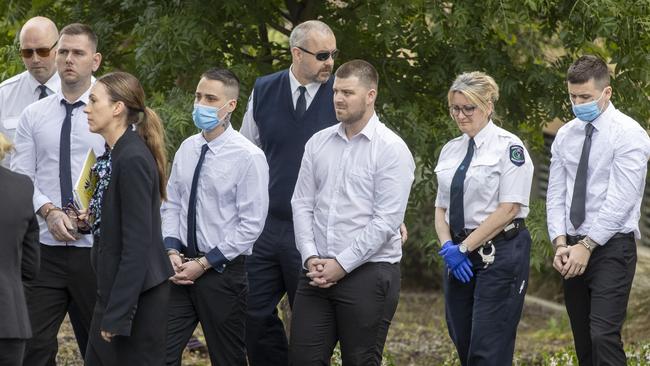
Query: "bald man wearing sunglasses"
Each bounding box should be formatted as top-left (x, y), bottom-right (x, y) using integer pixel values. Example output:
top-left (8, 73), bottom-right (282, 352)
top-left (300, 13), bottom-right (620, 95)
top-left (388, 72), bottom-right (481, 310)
top-left (0, 16), bottom-right (60, 167)
top-left (240, 20), bottom-right (339, 366)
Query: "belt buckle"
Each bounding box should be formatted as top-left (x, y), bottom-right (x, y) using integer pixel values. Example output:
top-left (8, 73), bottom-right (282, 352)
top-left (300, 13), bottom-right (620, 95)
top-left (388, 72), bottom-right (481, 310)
top-left (478, 241), bottom-right (496, 269)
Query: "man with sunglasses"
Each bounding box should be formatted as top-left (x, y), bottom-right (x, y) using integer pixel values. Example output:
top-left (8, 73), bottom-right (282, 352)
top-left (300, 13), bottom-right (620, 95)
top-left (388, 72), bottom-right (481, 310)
top-left (0, 17), bottom-right (60, 167)
top-left (12, 23), bottom-right (104, 366)
top-left (239, 20), bottom-right (339, 365)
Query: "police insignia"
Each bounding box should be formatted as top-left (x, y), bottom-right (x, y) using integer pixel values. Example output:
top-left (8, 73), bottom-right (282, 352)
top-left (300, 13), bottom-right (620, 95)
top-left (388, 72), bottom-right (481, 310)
top-left (509, 145), bottom-right (525, 166)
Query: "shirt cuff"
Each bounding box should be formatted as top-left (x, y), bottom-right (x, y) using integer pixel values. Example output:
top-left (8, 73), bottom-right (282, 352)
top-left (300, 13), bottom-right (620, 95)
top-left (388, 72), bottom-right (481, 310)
top-left (335, 248), bottom-right (363, 274)
top-left (163, 237), bottom-right (183, 251)
top-left (298, 244), bottom-right (319, 270)
top-left (205, 246), bottom-right (228, 273)
top-left (33, 194), bottom-right (52, 214)
top-left (586, 229), bottom-right (611, 247)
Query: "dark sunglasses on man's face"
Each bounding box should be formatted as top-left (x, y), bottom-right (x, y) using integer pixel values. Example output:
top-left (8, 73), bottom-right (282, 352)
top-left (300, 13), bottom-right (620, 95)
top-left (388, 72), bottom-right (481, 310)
top-left (297, 46), bottom-right (339, 61)
top-left (20, 40), bottom-right (58, 59)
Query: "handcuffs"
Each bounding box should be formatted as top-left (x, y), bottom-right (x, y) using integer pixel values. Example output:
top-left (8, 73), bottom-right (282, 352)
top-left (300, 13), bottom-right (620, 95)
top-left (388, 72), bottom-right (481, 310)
top-left (478, 241), bottom-right (495, 269)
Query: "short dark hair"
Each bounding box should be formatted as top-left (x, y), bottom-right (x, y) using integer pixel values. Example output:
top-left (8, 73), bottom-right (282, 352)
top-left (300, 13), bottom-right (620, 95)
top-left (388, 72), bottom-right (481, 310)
top-left (567, 55), bottom-right (610, 88)
top-left (335, 59), bottom-right (378, 90)
top-left (201, 68), bottom-right (240, 99)
top-left (60, 23), bottom-right (98, 50)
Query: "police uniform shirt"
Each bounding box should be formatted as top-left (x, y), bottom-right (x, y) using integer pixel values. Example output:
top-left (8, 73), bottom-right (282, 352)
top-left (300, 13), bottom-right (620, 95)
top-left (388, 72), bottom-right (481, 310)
top-left (11, 86), bottom-right (104, 248)
top-left (291, 113), bottom-right (415, 273)
top-left (240, 65), bottom-right (322, 146)
top-left (161, 126), bottom-right (270, 270)
top-left (0, 70), bottom-right (60, 167)
top-left (435, 120), bottom-right (534, 228)
top-left (546, 102), bottom-right (650, 245)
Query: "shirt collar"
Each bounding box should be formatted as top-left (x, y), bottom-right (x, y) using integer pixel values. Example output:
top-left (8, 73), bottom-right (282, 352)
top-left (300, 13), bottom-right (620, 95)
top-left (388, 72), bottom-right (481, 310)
top-left (335, 112), bottom-right (380, 141)
top-left (589, 102), bottom-right (615, 131)
top-left (471, 120), bottom-right (495, 149)
top-left (200, 124), bottom-right (234, 153)
top-left (288, 65), bottom-right (321, 100)
top-left (25, 71), bottom-right (59, 95)
top-left (57, 76), bottom-right (96, 105)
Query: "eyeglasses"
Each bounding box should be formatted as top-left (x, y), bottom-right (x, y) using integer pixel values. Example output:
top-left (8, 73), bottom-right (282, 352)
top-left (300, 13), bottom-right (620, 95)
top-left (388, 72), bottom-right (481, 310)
top-left (20, 40), bottom-right (58, 59)
top-left (449, 105), bottom-right (477, 117)
top-left (297, 46), bottom-right (339, 61)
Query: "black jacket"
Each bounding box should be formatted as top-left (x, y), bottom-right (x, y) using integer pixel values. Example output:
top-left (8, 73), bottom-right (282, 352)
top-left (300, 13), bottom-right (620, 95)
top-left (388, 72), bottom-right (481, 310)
top-left (91, 128), bottom-right (173, 336)
top-left (0, 166), bottom-right (39, 339)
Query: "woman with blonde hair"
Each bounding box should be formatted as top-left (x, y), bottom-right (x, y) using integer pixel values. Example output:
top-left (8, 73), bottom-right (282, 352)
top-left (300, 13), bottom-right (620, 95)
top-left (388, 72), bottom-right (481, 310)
top-left (0, 133), bottom-right (39, 366)
top-left (434, 71), bottom-right (534, 365)
top-left (81, 71), bottom-right (173, 364)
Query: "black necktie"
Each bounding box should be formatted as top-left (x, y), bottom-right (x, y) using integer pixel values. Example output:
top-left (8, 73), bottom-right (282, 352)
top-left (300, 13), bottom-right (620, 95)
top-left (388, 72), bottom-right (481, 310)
top-left (296, 86), bottom-right (306, 119)
top-left (449, 138), bottom-right (475, 236)
top-left (59, 100), bottom-right (85, 207)
top-left (186, 144), bottom-right (210, 258)
top-left (570, 123), bottom-right (595, 230)
top-left (38, 85), bottom-right (48, 99)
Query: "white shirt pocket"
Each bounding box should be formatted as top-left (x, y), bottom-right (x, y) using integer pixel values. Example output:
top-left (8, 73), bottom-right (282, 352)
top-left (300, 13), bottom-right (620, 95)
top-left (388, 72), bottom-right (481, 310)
top-left (2, 117), bottom-right (19, 130)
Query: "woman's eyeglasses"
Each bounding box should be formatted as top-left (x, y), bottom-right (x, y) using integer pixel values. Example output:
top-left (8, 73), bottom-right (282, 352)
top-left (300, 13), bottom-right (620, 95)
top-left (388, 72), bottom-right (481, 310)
top-left (449, 105), bottom-right (477, 117)
top-left (297, 46), bottom-right (339, 61)
top-left (20, 40), bottom-right (58, 59)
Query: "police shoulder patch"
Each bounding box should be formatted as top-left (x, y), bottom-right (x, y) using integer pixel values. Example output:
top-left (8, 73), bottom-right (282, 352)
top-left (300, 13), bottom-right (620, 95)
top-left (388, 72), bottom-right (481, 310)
top-left (509, 145), bottom-right (525, 166)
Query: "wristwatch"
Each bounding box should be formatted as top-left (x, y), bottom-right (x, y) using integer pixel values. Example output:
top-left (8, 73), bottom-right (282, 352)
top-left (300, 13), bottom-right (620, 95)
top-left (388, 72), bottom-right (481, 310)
top-left (459, 243), bottom-right (469, 254)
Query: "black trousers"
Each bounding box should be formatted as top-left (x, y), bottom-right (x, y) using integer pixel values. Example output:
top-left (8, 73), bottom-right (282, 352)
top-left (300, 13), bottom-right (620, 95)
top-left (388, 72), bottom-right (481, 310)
top-left (85, 281), bottom-right (170, 365)
top-left (166, 258), bottom-right (248, 366)
top-left (23, 245), bottom-right (96, 366)
top-left (289, 262), bottom-right (401, 366)
top-left (443, 229), bottom-right (531, 366)
top-left (246, 215), bottom-right (302, 366)
top-left (0, 339), bottom-right (25, 366)
top-left (564, 235), bottom-right (636, 366)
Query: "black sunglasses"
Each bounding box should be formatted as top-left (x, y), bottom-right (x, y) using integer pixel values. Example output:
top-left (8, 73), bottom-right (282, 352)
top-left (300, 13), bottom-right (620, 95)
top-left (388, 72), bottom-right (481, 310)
top-left (297, 46), bottom-right (339, 61)
top-left (20, 40), bottom-right (58, 59)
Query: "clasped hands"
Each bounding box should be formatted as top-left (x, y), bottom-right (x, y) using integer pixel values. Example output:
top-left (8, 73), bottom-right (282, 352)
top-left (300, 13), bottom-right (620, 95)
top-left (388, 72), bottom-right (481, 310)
top-left (438, 240), bottom-right (473, 283)
top-left (553, 243), bottom-right (591, 280)
top-left (306, 257), bottom-right (347, 288)
top-left (168, 253), bottom-right (209, 285)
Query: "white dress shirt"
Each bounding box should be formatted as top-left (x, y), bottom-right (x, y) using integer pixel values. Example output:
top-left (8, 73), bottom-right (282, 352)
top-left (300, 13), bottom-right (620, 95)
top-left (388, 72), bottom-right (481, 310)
top-left (161, 126), bottom-right (269, 270)
top-left (434, 121), bottom-right (534, 227)
top-left (0, 71), bottom-right (60, 167)
top-left (291, 113), bottom-right (415, 273)
top-left (546, 103), bottom-right (650, 245)
top-left (11, 86), bottom-right (105, 247)
top-left (240, 65), bottom-right (323, 146)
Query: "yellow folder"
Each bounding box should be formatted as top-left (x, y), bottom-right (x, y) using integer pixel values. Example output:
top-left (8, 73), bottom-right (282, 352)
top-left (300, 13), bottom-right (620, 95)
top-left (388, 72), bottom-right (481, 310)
top-left (73, 148), bottom-right (98, 210)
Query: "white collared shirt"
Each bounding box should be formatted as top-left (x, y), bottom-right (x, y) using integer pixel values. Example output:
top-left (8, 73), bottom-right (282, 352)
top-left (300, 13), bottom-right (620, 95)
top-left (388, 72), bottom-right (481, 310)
top-left (0, 71), bottom-right (60, 167)
top-left (546, 103), bottom-right (650, 245)
top-left (434, 121), bottom-right (534, 228)
top-left (240, 65), bottom-right (323, 146)
top-left (291, 113), bottom-right (415, 273)
top-left (161, 126), bottom-right (269, 268)
top-left (11, 86), bottom-right (105, 247)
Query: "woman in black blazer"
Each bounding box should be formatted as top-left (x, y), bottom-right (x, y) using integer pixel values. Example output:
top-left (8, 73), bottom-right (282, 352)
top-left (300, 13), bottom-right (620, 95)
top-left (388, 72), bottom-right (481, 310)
top-left (0, 133), bottom-right (39, 366)
top-left (80, 72), bottom-right (173, 365)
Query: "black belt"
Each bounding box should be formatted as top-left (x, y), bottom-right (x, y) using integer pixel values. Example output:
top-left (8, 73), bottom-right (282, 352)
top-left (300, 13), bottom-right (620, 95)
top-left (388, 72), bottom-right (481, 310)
top-left (566, 232), bottom-right (634, 245)
top-left (452, 218), bottom-right (526, 244)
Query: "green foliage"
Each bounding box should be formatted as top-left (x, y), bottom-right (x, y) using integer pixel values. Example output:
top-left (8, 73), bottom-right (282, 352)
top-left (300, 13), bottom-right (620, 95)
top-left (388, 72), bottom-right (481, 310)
top-left (2, 0), bottom-right (650, 288)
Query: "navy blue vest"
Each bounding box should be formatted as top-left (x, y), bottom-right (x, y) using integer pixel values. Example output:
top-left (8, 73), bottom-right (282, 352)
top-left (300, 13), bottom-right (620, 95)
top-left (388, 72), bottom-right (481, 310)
top-left (253, 69), bottom-right (337, 220)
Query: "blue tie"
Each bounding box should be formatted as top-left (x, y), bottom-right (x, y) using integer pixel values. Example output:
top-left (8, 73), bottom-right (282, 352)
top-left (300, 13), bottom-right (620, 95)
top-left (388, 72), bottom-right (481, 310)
top-left (38, 85), bottom-right (48, 99)
top-left (570, 123), bottom-right (595, 229)
top-left (59, 100), bottom-right (85, 207)
top-left (449, 138), bottom-right (475, 236)
top-left (295, 86), bottom-right (306, 119)
top-left (186, 144), bottom-right (210, 258)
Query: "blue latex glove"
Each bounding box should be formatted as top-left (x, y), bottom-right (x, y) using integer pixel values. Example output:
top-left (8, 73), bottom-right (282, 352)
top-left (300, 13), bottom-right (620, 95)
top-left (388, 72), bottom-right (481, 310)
top-left (439, 244), bottom-right (468, 270)
top-left (439, 240), bottom-right (454, 256)
top-left (452, 257), bottom-right (474, 283)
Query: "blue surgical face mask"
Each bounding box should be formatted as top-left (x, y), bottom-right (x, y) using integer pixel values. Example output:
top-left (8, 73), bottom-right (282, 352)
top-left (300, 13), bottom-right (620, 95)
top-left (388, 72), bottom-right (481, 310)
top-left (571, 89), bottom-right (606, 122)
top-left (192, 101), bottom-right (231, 131)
